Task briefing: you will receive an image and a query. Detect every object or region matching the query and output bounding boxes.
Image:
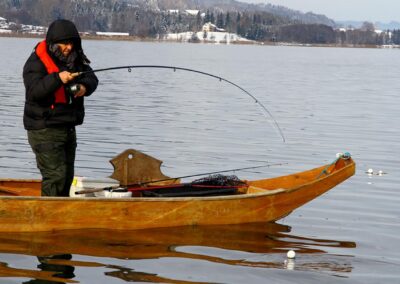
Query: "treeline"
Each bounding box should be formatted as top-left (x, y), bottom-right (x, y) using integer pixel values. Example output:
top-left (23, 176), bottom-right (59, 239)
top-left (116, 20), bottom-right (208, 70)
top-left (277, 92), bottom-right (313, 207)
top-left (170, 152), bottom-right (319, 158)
top-left (274, 24), bottom-right (391, 45)
top-left (391, 30), bottom-right (400, 44)
top-left (136, 10), bottom-right (287, 38)
top-left (1, 2), bottom-right (288, 38)
top-left (0, 0), bottom-right (396, 45)
top-left (158, 11), bottom-right (393, 46)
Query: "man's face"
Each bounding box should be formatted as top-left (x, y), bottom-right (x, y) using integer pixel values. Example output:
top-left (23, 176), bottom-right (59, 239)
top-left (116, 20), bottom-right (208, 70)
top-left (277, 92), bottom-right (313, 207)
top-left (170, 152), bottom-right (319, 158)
top-left (57, 41), bottom-right (74, 57)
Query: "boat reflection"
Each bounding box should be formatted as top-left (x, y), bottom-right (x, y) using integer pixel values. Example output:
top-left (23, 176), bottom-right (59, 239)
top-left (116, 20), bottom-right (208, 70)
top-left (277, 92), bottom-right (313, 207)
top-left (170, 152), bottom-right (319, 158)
top-left (0, 222), bottom-right (356, 283)
top-left (0, 254), bottom-right (76, 283)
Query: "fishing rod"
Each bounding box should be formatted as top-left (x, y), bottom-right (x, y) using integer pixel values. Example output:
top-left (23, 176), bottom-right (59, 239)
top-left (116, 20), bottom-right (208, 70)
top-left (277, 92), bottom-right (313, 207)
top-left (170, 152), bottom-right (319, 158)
top-left (74, 162), bottom-right (287, 195)
top-left (73, 65), bottom-right (286, 142)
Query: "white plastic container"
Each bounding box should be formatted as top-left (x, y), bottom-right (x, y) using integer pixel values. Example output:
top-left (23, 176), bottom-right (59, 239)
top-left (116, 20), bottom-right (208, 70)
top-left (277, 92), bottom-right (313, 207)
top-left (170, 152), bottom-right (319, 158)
top-left (70, 176), bottom-right (120, 197)
top-left (94, 190), bottom-right (132, 198)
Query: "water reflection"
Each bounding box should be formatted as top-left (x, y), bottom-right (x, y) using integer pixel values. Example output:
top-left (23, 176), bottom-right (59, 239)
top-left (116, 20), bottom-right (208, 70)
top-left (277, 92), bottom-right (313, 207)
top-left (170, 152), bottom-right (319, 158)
top-left (0, 255), bottom-right (75, 284)
top-left (23, 255), bottom-right (75, 284)
top-left (105, 267), bottom-right (196, 284)
top-left (0, 223), bottom-right (356, 283)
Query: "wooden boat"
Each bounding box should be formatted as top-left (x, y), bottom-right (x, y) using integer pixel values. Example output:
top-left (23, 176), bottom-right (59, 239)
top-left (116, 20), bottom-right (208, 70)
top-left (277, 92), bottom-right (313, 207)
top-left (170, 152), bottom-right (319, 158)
top-left (0, 150), bottom-right (355, 232)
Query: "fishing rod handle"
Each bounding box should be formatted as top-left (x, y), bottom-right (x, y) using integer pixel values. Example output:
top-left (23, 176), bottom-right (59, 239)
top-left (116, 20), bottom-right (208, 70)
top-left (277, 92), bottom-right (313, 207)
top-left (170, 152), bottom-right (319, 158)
top-left (71, 72), bottom-right (82, 77)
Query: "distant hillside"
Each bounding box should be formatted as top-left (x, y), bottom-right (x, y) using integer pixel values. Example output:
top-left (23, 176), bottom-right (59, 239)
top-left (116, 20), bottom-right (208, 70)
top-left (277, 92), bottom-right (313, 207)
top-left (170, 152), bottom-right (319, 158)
top-left (255, 3), bottom-right (335, 27)
top-left (158, 1), bottom-right (336, 26)
top-left (2, 0), bottom-right (396, 46)
top-left (0, 0), bottom-right (336, 31)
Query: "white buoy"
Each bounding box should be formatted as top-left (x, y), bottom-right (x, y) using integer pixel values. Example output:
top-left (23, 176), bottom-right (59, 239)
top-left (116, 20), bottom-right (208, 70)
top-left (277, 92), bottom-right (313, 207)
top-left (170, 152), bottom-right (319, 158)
top-left (287, 250), bottom-right (296, 259)
top-left (378, 170), bottom-right (383, 176)
top-left (367, 168), bottom-right (374, 175)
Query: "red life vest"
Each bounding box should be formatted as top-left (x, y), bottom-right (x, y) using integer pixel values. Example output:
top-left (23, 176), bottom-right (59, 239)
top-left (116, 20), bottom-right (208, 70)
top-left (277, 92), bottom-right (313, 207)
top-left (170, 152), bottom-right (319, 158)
top-left (35, 40), bottom-right (67, 104)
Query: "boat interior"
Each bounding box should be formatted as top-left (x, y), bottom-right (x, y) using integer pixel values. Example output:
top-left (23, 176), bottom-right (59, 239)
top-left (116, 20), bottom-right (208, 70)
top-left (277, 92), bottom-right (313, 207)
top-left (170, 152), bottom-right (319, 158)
top-left (0, 149), bottom-right (353, 198)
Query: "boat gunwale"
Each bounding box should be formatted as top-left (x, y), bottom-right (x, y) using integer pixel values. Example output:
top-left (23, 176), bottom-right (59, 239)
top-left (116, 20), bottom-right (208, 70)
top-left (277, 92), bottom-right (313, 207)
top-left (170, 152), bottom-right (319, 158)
top-left (285, 159), bottom-right (355, 193)
top-left (0, 188), bottom-right (287, 202)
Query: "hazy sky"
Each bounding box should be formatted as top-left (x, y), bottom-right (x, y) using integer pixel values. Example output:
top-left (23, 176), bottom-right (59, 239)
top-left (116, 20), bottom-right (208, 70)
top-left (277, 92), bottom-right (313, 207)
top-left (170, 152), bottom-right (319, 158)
top-left (242, 0), bottom-right (398, 22)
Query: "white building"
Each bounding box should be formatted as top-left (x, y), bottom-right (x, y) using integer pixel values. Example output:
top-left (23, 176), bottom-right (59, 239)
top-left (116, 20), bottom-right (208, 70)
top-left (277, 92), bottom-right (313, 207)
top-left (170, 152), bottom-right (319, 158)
top-left (185, 10), bottom-right (199, 16)
top-left (202, 22), bottom-right (225, 33)
top-left (0, 16), bottom-right (10, 33)
top-left (96, 32), bottom-right (129, 36)
top-left (167, 9), bottom-right (201, 16)
top-left (0, 16), bottom-right (8, 27)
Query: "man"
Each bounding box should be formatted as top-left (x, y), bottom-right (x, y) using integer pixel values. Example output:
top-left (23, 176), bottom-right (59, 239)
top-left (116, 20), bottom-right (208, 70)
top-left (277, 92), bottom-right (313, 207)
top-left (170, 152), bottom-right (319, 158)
top-left (23, 19), bottom-right (98, 196)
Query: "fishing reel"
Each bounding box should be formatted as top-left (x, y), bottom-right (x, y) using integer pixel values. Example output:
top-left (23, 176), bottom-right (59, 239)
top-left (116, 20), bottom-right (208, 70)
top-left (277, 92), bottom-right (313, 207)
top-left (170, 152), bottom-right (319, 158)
top-left (65, 84), bottom-right (81, 104)
top-left (66, 84), bottom-right (80, 95)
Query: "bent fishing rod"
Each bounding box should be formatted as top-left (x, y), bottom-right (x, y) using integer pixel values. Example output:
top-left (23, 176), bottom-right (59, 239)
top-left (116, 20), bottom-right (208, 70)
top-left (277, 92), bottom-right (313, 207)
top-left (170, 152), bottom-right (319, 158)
top-left (73, 65), bottom-right (286, 142)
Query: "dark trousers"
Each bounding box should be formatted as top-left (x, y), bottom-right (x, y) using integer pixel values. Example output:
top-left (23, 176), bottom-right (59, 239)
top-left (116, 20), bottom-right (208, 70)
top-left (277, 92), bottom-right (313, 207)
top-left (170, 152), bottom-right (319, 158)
top-left (28, 127), bottom-right (77, 196)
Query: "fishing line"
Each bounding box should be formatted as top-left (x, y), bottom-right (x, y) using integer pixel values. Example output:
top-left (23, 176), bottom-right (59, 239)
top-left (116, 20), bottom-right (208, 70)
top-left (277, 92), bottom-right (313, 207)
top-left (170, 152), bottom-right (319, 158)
top-left (132, 162), bottom-right (288, 186)
top-left (73, 65), bottom-right (286, 142)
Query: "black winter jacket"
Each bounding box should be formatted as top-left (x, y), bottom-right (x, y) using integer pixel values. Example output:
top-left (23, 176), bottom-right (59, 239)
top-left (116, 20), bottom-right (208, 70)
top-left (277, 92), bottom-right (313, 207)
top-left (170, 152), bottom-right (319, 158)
top-left (23, 20), bottom-right (98, 130)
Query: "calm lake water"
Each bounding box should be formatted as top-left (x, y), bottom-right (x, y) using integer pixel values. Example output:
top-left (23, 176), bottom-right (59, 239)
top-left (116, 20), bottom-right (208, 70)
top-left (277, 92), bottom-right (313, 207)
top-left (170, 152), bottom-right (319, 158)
top-left (0, 37), bottom-right (399, 283)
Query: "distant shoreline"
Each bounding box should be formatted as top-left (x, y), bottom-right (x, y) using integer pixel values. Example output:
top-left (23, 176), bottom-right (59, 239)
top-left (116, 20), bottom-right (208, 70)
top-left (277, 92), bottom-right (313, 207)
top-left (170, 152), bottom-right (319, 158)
top-left (1, 32), bottom-right (398, 49)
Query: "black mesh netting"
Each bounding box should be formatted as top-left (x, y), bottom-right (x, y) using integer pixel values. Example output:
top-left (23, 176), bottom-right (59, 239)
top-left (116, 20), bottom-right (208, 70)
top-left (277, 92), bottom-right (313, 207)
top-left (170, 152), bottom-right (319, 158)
top-left (191, 174), bottom-right (246, 186)
top-left (141, 174), bottom-right (245, 197)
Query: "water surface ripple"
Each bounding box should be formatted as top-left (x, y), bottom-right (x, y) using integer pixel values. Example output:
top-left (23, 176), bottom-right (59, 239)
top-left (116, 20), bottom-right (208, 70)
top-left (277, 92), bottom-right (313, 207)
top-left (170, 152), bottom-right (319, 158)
top-left (0, 38), bottom-right (399, 283)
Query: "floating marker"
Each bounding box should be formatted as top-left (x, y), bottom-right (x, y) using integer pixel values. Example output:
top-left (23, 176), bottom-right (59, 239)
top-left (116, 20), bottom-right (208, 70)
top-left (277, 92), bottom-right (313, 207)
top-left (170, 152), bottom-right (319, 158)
top-left (287, 250), bottom-right (296, 259)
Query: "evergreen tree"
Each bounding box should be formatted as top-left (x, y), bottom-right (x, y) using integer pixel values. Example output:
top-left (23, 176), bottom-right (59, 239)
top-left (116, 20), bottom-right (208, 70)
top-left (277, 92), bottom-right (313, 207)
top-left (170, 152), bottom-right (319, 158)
top-left (196, 11), bottom-right (202, 31)
top-left (225, 12), bottom-right (231, 31)
top-left (204, 9), bottom-right (210, 23)
top-left (216, 12), bottom-right (224, 29)
top-left (210, 12), bottom-right (215, 24)
top-left (391, 29), bottom-right (400, 44)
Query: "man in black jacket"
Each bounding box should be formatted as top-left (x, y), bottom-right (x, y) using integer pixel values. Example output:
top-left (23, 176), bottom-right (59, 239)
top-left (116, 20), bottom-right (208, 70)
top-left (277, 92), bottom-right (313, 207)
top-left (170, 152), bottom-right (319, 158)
top-left (23, 19), bottom-right (98, 196)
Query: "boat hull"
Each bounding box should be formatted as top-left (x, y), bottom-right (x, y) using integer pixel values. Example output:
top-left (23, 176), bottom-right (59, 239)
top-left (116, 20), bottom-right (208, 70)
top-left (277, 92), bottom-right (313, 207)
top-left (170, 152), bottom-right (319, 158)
top-left (0, 157), bottom-right (355, 232)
